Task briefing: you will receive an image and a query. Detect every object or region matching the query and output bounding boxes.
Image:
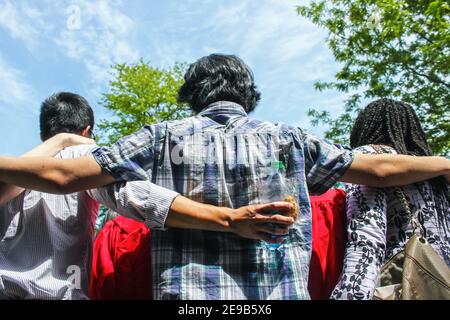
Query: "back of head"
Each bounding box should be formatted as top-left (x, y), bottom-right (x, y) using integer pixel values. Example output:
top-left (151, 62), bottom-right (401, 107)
top-left (350, 98), bottom-right (432, 156)
top-left (40, 92), bottom-right (94, 141)
top-left (177, 54), bottom-right (261, 114)
top-left (350, 98), bottom-right (449, 229)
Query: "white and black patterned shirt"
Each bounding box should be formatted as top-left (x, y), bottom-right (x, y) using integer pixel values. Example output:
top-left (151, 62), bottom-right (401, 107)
top-left (0, 144), bottom-right (178, 300)
top-left (332, 145), bottom-right (450, 300)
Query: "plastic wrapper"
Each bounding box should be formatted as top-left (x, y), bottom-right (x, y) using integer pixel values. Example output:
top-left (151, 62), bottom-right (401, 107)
top-left (256, 161), bottom-right (299, 245)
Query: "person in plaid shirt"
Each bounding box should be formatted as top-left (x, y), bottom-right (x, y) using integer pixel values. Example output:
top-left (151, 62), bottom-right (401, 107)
top-left (1, 54), bottom-right (449, 299)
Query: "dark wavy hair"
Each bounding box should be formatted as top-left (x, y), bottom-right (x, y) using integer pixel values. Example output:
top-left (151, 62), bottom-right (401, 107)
top-left (177, 54), bottom-right (261, 113)
top-left (350, 98), bottom-right (449, 230)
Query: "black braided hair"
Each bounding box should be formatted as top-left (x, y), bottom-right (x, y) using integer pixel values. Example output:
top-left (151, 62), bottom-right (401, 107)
top-left (350, 98), bottom-right (449, 230)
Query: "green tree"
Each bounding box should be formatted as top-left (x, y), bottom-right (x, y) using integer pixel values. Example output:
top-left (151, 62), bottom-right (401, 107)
top-left (297, 0), bottom-right (450, 155)
top-left (97, 60), bottom-right (190, 144)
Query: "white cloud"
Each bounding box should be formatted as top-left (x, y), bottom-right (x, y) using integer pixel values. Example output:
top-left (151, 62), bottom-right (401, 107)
top-left (0, 54), bottom-right (35, 107)
top-left (0, 1), bottom-right (51, 51)
top-left (271, 31), bottom-right (323, 64)
top-left (202, 0), bottom-right (343, 121)
top-left (0, 1), bottom-right (38, 49)
top-left (0, 0), bottom-right (350, 145)
top-left (209, 0), bottom-right (324, 64)
top-left (55, 0), bottom-right (140, 86)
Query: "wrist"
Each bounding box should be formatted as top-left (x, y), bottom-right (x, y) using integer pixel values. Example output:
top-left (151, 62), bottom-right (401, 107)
top-left (169, 197), bottom-right (236, 233)
top-left (211, 206), bottom-right (234, 233)
top-left (51, 133), bottom-right (70, 149)
top-left (61, 133), bottom-right (73, 149)
top-left (435, 157), bottom-right (450, 176)
top-left (445, 159), bottom-right (450, 183)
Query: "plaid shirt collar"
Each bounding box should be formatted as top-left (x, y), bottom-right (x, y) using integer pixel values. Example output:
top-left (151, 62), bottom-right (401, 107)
top-left (197, 101), bottom-right (247, 124)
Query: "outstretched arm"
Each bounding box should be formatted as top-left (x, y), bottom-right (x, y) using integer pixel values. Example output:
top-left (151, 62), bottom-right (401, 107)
top-left (0, 133), bottom-right (95, 203)
top-left (1, 136), bottom-right (449, 194)
top-left (89, 181), bottom-right (295, 243)
top-left (302, 131), bottom-right (449, 194)
top-left (21, 133), bottom-right (94, 158)
top-left (166, 197), bottom-right (295, 242)
top-left (0, 147), bottom-right (296, 243)
top-left (0, 155), bottom-right (113, 194)
top-left (341, 153), bottom-right (450, 187)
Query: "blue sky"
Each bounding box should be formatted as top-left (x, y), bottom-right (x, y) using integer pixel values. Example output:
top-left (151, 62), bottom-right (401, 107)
top-left (0, 0), bottom-right (351, 156)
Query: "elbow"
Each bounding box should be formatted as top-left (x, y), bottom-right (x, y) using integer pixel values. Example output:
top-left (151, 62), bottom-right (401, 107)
top-left (369, 165), bottom-right (394, 187)
top-left (44, 172), bottom-right (77, 194)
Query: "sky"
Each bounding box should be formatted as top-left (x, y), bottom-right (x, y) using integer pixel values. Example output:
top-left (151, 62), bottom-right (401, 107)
top-left (0, 0), bottom-right (352, 156)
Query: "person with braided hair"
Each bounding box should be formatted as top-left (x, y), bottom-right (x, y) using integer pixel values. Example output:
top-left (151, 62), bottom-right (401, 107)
top-left (332, 98), bottom-right (450, 300)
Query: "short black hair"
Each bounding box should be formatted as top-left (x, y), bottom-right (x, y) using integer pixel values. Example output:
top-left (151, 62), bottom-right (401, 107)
top-left (40, 92), bottom-right (94, 141)
top-left (178, 54), bottom-right (261, 113)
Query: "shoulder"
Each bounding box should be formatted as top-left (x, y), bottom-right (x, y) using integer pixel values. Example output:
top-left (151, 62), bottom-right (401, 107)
top-left (161, 116), bottom-right (217, 136)
top-left (243, 120), bottom-right (298, 136)
top-left (58, 144), bottom-right (98, 159)
top-left (354, 145), bottom-right (397, 155)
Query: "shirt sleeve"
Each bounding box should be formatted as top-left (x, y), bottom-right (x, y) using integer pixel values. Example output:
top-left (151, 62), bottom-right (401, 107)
top-left (86, 181), bottom-right (179, 230)
top-left (91, 125), bottom-right (157, 182)
top-left (330, 183), bottom-right (387, 300)
top-left (301, 131), bottom-right (354, 195)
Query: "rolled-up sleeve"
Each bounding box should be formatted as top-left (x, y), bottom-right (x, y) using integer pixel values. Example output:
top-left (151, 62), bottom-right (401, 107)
top-left (302, 131), bottom-right (354, 195)
top-left (91, 125), bottom-right (157, 182)
top-left (87, 181), bottom-right (179, 230)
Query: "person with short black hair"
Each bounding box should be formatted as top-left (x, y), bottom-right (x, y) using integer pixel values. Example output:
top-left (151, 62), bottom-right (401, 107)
top-left (331, 98), bottom-right (449, 300)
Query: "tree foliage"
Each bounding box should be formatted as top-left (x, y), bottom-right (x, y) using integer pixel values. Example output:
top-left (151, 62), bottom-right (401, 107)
top-left (298, 0), bottom-right (450, 155)
top-left (97, 60), bottom-right (190, 144)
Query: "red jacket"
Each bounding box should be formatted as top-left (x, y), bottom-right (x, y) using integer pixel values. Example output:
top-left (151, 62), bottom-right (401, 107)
top-left (91, 189), bottom-right (346, 300)
top-left (308, 188), bottom-right (346, 299)
top-left (90, 216), bottom-right (152, 300)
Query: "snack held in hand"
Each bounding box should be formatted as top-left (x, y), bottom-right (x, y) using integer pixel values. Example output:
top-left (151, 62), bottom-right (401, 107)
top-left (283, 195), bottom-right (298, 221)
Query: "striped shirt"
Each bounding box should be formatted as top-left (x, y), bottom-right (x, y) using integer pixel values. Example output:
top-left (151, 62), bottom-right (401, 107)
top-left (0, 144), bottom-right (178, 300)
top-left (92, 101), bottom-right (355, 300)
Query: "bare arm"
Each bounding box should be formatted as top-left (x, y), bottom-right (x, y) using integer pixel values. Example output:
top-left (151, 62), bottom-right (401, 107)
top-left (167, 197), bottom-right (295, 243)
top-left (1, 143), bottom-right (448, 194)
top-left (0, 133), bottom-right (95, 202)
top-left (89, 181), bottom-right (295, 243)
top-left (341, 153), bottom-right (450, 187)
top-left (21, 133), bottom-right (94, 158)
top-left (0, 155), bottom-right (113, 194)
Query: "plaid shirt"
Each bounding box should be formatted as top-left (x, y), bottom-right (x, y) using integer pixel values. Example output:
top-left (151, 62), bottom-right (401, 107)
top-left (92, 101), bottom-right (354, 300)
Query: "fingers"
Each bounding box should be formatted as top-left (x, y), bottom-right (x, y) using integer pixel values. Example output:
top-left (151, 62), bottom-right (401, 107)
top-left (253, 213), bottom-right (294, 226)
top-left (252, 201), bottom-right (293, 215)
